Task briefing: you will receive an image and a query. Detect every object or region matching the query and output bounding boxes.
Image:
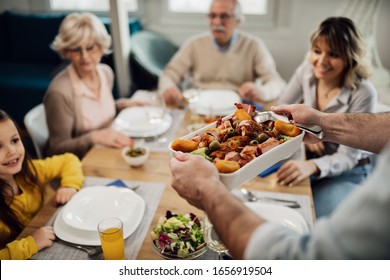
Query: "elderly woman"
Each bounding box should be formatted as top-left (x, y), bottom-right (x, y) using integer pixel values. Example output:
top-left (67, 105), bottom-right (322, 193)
top-left (44, 12), bottom-right (142, 159)
top-left (277, 17), bottom-right (377, 217)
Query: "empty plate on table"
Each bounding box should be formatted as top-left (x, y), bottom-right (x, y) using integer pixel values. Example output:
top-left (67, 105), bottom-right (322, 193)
top-left (112, 106), bottom-right (173, 138)
top-left (244, 202), bottom-right (309, 234)
top-left (54, 186), bottom-right (145, 246)
top-left (61, 186), bottom-right (143, 231)
top-left (54, 208), bottom-right (143, 246)
top-left (190, 89), bottom-right (241, 116)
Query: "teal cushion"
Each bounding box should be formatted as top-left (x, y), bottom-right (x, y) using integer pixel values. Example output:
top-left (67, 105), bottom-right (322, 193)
top-left (4, 11), bottom-right (64, 64)
top-left (0, 61), bottom-right (58, 125)
top-left (99, 16), bottom-right (142, 35)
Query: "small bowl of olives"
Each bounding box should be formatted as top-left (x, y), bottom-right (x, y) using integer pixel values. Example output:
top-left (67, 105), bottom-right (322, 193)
top-left (121, 145), bottom-right (150, 167)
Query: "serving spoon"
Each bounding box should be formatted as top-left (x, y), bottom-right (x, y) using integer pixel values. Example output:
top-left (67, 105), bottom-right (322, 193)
top-left (254, 111), bottom-right (324, 139)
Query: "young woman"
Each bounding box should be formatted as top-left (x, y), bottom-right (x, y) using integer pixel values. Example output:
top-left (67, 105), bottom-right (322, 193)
top-left (0, 110), bottom-right (84, 259)
top-left (45, 12), bottom-right (144, 159)
top-left (277, 17), bottom-right (377, 218)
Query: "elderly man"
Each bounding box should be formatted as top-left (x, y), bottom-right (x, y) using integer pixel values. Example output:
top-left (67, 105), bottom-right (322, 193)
top-left (170, 104), bottom-right (390, 259)
top-left (159, 0), bottom-right (285, 105)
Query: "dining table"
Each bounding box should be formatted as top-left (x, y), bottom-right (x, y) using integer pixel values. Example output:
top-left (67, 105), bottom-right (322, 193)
top-left (17, 95), bottom-right (315, 260)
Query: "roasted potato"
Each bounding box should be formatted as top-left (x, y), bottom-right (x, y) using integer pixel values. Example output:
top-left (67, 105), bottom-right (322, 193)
top-left (171, 138), bottom-right (199, 152)
top-left (274, 120), bottom-right (301, 137)
top-left (214, 159), bottom-right (241, 173)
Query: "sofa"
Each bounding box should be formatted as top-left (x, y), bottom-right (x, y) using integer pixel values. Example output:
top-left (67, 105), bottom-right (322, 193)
top-left (0, 10), bottom-right (142, 126)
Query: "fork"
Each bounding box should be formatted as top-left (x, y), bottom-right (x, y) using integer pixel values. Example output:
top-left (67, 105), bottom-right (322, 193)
top-left (241, 188), bottom-right (301, 208)
top-left (55, 238), bottom-right (102, 257)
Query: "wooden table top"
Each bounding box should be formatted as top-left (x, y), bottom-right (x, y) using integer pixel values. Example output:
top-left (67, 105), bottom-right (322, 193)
top-left (18, 105), bottom-right (315, 260)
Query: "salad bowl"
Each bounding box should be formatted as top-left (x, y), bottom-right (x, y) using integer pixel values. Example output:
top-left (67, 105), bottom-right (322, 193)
top-left (151, 239), bottom-right (207, 260)
top-left (150, 211), bottom-right (207, 260)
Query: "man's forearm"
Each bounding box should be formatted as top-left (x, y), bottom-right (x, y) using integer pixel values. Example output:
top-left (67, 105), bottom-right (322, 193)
top-left (203, 184), bottom-right (264, 259)
top-left (321, 112), bottom-right (390, 154)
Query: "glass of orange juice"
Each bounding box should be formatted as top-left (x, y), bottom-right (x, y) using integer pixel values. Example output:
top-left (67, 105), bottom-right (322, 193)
top-left (97, 217), bottom-right (125, 260)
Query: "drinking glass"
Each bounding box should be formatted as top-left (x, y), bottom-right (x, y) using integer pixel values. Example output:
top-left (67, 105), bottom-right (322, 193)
top-left (146, 93), bottom-right (166, 124)
top-left (145, 92), bottom-right (168, 143)
top-left (203, 215), bottom-right (229, 260)
top-left (182, 80), bottom-right (204, 132)
top-left (98, 217), bottom-right (125, 260)
top-left (183, 88), bottom-right (200, 105)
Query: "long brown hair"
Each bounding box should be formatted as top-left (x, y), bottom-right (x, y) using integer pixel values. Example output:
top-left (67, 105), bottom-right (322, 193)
top-left (310, 17), bottom-right (371, 89)
top-left (0, 110), bottom-right (44, 245)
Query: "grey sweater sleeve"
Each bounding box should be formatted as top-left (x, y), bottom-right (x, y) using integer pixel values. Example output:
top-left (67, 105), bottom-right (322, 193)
top-left (244, 145), bottom-right (390, 259)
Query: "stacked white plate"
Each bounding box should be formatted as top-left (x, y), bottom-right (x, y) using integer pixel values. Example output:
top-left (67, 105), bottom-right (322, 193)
top-left (188, 89), bottom-right (242, 116)
top-left (112, 107), bottom-right (173, 138)
top-left (244, 202), bottom-right (309, 234)
top-left (54, 186), bottom-right (145, 246)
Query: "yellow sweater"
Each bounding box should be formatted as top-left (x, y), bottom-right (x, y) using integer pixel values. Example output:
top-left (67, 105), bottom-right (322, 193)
top-left (0, 153), bottom-right (84, 260)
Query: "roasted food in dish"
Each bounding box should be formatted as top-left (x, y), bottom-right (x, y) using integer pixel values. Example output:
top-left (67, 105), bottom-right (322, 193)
top-left (171, 103), bottom-right (301, 173)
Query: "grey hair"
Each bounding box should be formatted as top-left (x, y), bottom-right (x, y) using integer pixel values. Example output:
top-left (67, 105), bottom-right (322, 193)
top-left (210, 0), bottom-right (246, 23)
top-left (51, 12), bottom-right (111, 59)
top-left (233, 0), bottom-right (246, 22)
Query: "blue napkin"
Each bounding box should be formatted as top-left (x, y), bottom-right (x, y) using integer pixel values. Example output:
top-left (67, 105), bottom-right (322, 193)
top-left (242, 99), bottom-right (264, 111)
top-left (258, 162), bottom-right (282, 178)
top-left (105, 179), bottom-right (128, 188)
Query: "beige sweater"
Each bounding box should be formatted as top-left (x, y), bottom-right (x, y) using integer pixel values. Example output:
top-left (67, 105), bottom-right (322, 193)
top-left (159, 31), bottom-right (285, 101)
top-left (44, 63), bottom-right (115, 159)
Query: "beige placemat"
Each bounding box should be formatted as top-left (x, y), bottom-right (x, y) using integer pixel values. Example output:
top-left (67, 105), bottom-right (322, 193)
top-left (32, 176), bottom-right (165, 260)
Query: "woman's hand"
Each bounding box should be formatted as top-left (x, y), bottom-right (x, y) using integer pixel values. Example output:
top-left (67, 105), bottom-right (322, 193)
top-left (91, 127), bottom-right (133, 148)
top-left (116, 99), bottom-right (146, 111)
top-left (32, 226), bottom-right (55, 251)
top-left (305, 142), bottom-right (325, 156)
top-left (56, 187), bottom-right (77, 205)
top-left (276, 160), bottom-right (319, 186)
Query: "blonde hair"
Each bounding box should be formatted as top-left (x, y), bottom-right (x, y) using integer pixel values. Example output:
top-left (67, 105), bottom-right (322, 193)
top-left (310, 17), bottom-right (371, 89)
top-left (51, 12), bottom-right (111, 58)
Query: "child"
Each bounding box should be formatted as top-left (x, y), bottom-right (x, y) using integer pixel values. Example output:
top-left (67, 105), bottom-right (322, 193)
top-left (0, 109), bottom-right (84, 259)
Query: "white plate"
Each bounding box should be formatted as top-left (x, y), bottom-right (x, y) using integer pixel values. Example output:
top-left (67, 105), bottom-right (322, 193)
top-left (244, 202), bottom-right (309, 234)
top-left (54, 186), bottom-right (145, 245)
top-left (169, 112), bottom-right (304, 190)
top-left (112, 107), bottom-right (173, 138)
top-left (189, 89), bottom-right (241, 116)
top-left (61, 186), bottom-right (142, 231)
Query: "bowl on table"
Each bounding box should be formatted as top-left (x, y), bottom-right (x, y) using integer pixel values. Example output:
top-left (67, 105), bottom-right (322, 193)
top-left (121, 146), bottom-right (150, 167)
top-left (150, 211), bottom-right (207, 260)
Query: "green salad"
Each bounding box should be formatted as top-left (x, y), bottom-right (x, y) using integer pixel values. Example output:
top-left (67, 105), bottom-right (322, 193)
top-left (150, 211), bottom-right (206, 258)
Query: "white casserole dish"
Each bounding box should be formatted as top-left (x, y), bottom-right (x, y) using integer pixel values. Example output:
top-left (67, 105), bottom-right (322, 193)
top-left (169, 113), bottom-right (304, 190)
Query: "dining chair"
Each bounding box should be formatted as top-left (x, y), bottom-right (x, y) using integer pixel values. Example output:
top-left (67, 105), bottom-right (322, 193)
top-left (23, 103), bottom-right (48, 159)
top-left (130, 30), bottom-right (178, 90)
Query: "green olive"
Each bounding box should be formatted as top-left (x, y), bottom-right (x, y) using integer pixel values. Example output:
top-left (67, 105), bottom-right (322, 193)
top-left (257, 133), bottom-right (269, 143)
top-left (250, 139), bottom-right (259, 145)
top-left (209, 140), bottom-right (220, 151)
top-left (228, 128), bottom-right (235, 137)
